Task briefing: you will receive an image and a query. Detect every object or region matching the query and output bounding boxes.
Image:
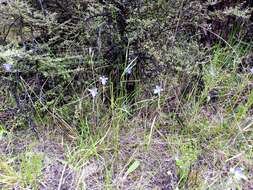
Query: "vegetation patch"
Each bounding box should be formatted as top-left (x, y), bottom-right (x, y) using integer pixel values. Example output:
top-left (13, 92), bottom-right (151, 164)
top-left (0, 0), bottom-right (253, 189)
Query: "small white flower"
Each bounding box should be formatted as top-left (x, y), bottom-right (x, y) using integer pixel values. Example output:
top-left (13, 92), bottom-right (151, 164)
top-left (230, 167), bottom-right (247, 181)
top-left (3, 63), bottom-right (13, 72)
top-left (126, 67), bottom-right (132, 74)
top-left (250, 67), bottom-right (253, 74)
top-left (88, 87), bottom-right (98, 98)
top-left (99, 76), bottom-right (108, 85)
top-left (153, 85), bottom-right (163, 95)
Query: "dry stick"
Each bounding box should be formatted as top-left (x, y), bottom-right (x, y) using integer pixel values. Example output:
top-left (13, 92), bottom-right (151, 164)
top-left (3, 17), bottom-right (20, 42)
top-left (242, 118), bottom-right (253, 131)
top-left (225, 152), bottom-right (243, 162)
top-left (147, 115), bottom-right (157, 148)
top-left (57, 164), bottom-right (67, 190)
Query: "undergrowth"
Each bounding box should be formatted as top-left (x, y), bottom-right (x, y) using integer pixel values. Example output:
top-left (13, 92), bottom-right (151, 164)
top-left (1, 37), bottom-right (253, 189)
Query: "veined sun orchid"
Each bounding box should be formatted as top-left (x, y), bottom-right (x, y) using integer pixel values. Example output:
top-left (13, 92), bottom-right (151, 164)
top-left (250, 67), bottom-right (253, 74)
top-left (230, 167), bottom-right (247, 181)
top-left (153, 85), bottom-right (163, 95)
top-left (99, 76), bottom-right (108, 85)
top-left (3, 63), bottom-right (13, 72)
top-left (88, 87), bottom-right (98, 98)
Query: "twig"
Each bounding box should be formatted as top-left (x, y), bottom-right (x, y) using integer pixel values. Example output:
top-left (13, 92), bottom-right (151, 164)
top-left (57, 164), bottom-right (67, 190)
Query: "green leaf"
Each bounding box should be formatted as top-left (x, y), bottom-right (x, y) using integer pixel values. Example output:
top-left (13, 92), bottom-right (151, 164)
top-left (125, 160), bottom-right (140, 177)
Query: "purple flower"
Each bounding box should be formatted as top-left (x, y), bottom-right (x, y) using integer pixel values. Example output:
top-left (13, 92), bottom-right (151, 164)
top-left (250, 67), bottom-right (253, 74)
top-left (230, 167), bottom-right (247, 181)
top-left (88, 87), bottom-right (98, 98)
top-left (2, 63), bottom-right (13, 72)
top-left (99, 76), bottom-right (108, 85)
top-left (126, 67), bottom-right (132, 74)
top-left (153, 85), bottom-right (163, 95)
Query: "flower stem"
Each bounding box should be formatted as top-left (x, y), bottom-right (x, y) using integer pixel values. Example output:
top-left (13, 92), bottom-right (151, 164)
top-left (158, 94), bottom-right (161, 111)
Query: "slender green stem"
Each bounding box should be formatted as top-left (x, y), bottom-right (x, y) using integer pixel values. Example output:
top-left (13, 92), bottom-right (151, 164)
top-left (158, 94), bottom-right (161, 111)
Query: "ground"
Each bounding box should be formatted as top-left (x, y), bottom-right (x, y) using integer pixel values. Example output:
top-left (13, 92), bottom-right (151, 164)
top-left (0, 123), bottom-right (179, 190)
top-left (1, 112), bottom-right (253, 189)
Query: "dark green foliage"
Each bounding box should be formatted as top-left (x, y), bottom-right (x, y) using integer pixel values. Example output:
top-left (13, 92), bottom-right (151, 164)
top-left (0, 0), bottom-right (252, 130)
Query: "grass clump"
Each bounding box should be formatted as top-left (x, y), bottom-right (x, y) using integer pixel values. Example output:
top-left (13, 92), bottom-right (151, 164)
top-left (0, 152), bottom-right (43, 189)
